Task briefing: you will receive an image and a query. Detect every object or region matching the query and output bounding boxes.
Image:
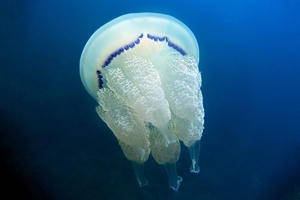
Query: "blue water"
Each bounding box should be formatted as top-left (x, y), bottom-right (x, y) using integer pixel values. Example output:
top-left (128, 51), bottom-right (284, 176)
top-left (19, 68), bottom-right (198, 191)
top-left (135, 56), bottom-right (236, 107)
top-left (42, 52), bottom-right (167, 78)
top-left (1, 0), bottom-right (299, 199)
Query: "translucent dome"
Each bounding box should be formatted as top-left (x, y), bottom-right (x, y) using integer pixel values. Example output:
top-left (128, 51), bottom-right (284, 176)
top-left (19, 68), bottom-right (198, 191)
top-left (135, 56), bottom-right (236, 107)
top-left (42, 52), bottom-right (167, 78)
top-left (80, 13), bottom-right (199, 100)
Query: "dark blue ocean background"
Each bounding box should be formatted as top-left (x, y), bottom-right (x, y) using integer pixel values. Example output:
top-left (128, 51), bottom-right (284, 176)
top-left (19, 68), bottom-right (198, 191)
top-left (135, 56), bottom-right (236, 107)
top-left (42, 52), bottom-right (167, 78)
top-left (1, 0), bottom-right (299, 199)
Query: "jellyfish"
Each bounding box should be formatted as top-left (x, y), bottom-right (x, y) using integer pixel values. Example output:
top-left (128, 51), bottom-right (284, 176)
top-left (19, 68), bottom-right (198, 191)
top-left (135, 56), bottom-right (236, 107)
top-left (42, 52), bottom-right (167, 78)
top-left (80, 13), bottom-right (204, 191)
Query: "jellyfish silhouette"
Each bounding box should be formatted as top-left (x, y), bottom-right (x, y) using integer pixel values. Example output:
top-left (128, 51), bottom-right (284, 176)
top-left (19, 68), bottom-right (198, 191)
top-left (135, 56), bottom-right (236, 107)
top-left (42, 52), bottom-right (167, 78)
top-left (80, 13), bottom-right (204, 191)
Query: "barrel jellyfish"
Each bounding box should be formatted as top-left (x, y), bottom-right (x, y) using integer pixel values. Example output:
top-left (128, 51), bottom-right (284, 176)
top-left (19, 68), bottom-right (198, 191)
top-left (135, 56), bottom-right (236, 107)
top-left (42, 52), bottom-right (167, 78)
top-left (80, 13), bottom-right (204, 191)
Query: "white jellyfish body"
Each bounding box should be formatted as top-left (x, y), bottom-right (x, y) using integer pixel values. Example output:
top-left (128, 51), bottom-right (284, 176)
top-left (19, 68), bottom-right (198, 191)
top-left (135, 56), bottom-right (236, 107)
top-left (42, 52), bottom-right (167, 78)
top-left (80, 13), bottom-right (204, 191)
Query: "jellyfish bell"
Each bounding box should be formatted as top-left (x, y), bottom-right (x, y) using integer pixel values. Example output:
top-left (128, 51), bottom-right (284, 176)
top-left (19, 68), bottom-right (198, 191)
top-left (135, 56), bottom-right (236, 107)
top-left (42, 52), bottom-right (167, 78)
top-left (80, 13), bottom-right (199, 100)
top-left (80, 13), bottom-right (204, 191)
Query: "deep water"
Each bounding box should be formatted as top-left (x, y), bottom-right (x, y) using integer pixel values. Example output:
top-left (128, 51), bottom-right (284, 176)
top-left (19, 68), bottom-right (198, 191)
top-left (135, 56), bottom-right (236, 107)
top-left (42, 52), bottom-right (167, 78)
top-left (1, 0), bottom-right (300, 199)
